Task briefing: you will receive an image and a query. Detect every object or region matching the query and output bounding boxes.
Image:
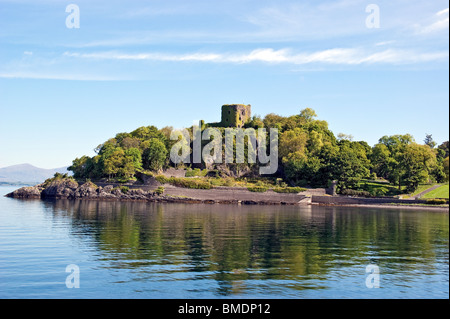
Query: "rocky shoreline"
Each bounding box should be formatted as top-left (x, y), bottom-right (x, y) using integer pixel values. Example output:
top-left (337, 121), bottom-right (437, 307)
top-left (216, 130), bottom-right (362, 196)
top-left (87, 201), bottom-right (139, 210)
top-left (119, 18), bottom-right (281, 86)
top-left (5, 178), bottom-right (449, 210)
top-left (4, 179), bottom-right (297, 206)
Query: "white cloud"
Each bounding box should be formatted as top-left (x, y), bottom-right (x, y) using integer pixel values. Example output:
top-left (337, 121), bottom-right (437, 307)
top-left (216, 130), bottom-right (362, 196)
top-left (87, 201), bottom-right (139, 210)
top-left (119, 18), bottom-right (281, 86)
top-left (415, 7), bottom-right (449, 34)
top-left (63, 51), bottom-right (224, 62)
top-left (4, 46), bottom-right (445, 82)
top-left (437, 8), bottom-right (449, 16)
top-left (63, 47), bottom-right (448, 66)
top-left (375, 40), bottom-right (396, 47)
top-left (0, 71), bottom-right (121, 81)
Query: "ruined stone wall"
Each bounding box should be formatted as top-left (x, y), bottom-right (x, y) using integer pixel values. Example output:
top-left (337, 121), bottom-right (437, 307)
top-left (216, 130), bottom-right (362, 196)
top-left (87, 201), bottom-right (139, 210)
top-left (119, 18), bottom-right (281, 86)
top-left (206, 104), bottom-right (252, 128)
top-left (221, 104), bottom-right (251, 128)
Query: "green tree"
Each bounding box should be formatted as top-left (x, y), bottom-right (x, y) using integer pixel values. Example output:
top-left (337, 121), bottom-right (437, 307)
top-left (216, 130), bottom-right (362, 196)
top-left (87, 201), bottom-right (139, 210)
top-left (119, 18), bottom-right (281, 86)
top-left (68, 156), bottom-right (91, 179)
top-left (131, 125), bottom-right (165, 142)
top-left (444, 157), bottom-right (449, 182)
top-left (375, 135), bottom-right (439, 192)
top-left (306, 130), bottom-right (323, 155)
top-left (121, 137), bottom-right (141, 149)
top-left (279, 128), bottom-right (308, 160)
top-left (159, 126), bottom-right (176, 153)
top-left (330, 140), bottom-right (370, 191)
top-left (103, 147), bottom-right (125, 179)
top-left (337, 133), bottom-right (354, 141)
top-left (245, 115), bottom-right (265, 129)
top-left (284, 155), bottom-right (322, 187)
top-left (68, 155), bottom-right (102, 180)
top-left (438, 141), bottom-right (449, 158)
top-left (263, 113), bottom-right (285, 131)
top-left (124, 147), bottom-right (143, 173)
top-left (299, 108), bottom-right (317, 122)
top-left (396, 143), bottom-right (437, 192)
top-left (424, 134), bottom-right (437, 148)
top-left (114, 132), bottom-right (131, 144)
top-left (431, 148), bottom-right (447, 183)
top-left (374, 134), bottom-right (413, 187)
top-left (143, 138), bottom-right (168, 171)
top-left (370, 143), bottom-right (393, 179)
top-left (95, 138), bottom-right (118, 155)
top-left (378, 134), bottom-right (414, 151)
top-left (101, 147), bottom-right (143, 180)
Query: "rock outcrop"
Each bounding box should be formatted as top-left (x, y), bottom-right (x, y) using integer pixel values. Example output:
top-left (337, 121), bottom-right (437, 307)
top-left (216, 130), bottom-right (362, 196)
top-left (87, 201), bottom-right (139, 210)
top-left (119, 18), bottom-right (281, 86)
top-left (6, 185), bottom-right (43, 199)
top-left (5, 179), bottom-right (182, 203)
top-left (5, 178), bottom-right (303, 205)
top-left (41, 179), bottom-right (79, 199)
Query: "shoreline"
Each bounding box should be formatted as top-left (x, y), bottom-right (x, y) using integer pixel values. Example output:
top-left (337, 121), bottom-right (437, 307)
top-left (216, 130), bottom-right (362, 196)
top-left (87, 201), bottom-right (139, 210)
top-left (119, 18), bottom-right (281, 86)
top-left (6, 195), bottom-right (449, 211)
top-left (310, 202), bottom-right (449, 212)
top-left (4, 180), bottom-right (449, 211)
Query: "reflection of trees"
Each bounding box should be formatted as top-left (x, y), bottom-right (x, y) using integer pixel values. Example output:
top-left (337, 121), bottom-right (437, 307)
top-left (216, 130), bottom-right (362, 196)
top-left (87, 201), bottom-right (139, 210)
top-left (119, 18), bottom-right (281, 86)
top-left (46, 199), bottom-right (449, 296)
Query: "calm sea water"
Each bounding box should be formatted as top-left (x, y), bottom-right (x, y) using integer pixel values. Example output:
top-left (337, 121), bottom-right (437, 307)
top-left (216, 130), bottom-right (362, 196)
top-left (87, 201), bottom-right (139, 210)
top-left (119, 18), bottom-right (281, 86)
top-left (0, 186), bottom-right (448, 299)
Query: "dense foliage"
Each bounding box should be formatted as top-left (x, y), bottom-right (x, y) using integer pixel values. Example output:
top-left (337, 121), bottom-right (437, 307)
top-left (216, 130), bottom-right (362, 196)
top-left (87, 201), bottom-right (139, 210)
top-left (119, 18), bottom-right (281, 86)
top-left (68, 108), bottom-right (448, 194)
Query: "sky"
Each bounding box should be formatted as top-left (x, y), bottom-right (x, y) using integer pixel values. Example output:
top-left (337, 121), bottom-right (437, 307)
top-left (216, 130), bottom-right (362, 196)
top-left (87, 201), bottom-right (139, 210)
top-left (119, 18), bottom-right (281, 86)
top-left (0, 0), bottom-right (449, 169)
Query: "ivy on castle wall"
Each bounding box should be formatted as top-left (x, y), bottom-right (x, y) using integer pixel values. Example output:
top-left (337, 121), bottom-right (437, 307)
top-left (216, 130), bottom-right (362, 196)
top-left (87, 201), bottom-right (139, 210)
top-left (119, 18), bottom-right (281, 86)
top-left (207, 104), bottom-right (251, 128)
top-left (220, 104), bottom-right (251, 128)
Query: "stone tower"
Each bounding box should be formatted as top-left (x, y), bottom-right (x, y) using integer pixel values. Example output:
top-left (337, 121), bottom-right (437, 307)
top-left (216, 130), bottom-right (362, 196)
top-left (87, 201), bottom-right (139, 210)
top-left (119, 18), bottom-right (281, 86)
top-left (220, 104), bottom-right (251, 128)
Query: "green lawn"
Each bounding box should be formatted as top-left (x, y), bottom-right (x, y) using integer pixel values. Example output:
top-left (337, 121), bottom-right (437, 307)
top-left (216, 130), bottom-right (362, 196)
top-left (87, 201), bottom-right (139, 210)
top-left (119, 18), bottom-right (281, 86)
top-left (357, 179), bottom-right (405, 197)
top-left (400, 183), bottom-right (438, 199)
top-left (421, 185), bottom-right (449, 199)
top-left (410, 184), bottom-right (435, 197)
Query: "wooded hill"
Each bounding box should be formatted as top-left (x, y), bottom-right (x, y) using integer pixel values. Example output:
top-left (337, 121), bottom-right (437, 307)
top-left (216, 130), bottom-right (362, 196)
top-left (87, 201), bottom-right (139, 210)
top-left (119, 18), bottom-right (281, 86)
top-left (68, 108), bottom-right (449, 194)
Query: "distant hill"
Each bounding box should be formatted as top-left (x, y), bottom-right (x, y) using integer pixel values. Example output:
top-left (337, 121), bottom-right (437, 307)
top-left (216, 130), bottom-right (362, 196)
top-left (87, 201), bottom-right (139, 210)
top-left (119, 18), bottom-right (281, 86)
top-left (0, 164), bottom-right (69, 185)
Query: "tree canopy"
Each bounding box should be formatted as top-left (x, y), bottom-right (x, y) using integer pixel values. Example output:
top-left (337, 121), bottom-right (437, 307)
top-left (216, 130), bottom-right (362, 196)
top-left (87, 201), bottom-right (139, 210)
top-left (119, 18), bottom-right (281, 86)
top-left (68, 109), bottom-right (447, 194)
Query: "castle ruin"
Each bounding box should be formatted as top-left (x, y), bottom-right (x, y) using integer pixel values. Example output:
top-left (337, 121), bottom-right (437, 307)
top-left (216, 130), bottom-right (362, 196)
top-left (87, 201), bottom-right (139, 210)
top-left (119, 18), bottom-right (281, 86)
top-left (208, 104), bottom-right (252, 128)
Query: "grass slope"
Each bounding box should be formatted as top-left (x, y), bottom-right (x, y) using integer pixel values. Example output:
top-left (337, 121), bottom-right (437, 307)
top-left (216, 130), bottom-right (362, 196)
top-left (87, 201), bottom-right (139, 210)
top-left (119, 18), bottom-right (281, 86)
top-left (421, 185), bottom-right (449, 199)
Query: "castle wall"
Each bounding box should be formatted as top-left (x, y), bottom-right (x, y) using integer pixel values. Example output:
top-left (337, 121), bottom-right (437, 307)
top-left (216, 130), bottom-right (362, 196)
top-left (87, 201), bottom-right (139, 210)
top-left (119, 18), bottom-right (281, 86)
top-left (221, 104), bottom-right (251, 128)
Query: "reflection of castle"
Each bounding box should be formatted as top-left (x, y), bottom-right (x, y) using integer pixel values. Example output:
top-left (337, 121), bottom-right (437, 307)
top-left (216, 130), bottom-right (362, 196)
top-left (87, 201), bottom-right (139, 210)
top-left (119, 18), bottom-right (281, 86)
top-left (209, 104), bottom-right (252, 128)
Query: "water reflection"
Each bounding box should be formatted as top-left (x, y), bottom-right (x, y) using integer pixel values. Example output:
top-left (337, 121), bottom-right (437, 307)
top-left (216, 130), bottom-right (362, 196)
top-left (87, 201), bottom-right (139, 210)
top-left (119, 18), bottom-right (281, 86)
top-left (43, 199), bottom-right (449, 297)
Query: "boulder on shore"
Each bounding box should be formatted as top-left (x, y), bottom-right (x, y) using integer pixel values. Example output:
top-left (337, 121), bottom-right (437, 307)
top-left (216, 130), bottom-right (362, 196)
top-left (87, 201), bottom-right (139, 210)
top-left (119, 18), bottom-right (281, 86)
top-left (73, 181), bottom-right (99, 198)
top-left (41, 179), bottom-right (79, 199)
top-left (5, 185), bottom-right (42, 199)
top-left (5, 179), bottom-right (158, 202)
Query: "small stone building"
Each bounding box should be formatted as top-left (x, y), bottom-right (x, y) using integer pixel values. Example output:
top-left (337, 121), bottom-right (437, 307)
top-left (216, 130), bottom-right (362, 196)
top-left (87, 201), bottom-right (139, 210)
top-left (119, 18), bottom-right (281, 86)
top-left (208, 104), bottom-right (252, 128)
top-left (221, 104), bottom-right (251, 128)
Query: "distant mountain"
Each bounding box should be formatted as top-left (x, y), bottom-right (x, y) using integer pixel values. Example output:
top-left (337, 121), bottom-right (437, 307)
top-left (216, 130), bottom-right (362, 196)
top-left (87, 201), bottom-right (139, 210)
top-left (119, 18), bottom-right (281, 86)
top-left (0, 164), bottom-right (69, 185)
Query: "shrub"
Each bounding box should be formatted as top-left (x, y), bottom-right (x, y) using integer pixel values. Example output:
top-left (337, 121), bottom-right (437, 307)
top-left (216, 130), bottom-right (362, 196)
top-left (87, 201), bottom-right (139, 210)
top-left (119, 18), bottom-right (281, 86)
top-left (209, 178), bottom-right (225, 186)
top-left (120, 186), bottom-right (129, 194)
top-left (115, 176), bottom-right (137, 183)
top-left (155, 175), bottom-right (212, 189)
top-left (155, 175), bottom-right (170, 184)
top-left (42, 173), bottom-right (75, 188)
top-left (273, 187), bottom-right (307, 193)
top-left (141, 170), bottom-right (155, 177)
top-left (369, 187), bottom-right (388, 197)
top-left (425, 198), bottom-right (447, 205)
top-left (174, 178), bottom-right (211, 189)
top-left (155, 186), bottom-right (165, 195)
top-left (185, 168), bottom-right (209, 177)
top-left (84, 180), bottom-right (98, 189)
top-left (340, 189), bottom-right (372, 197)
top-left (223, 178), bottom-right (235, 187)
top-left (247, 186), bottom-right (268, 192)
